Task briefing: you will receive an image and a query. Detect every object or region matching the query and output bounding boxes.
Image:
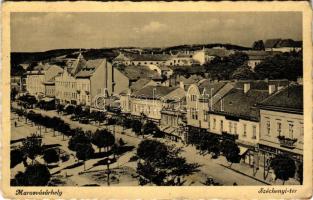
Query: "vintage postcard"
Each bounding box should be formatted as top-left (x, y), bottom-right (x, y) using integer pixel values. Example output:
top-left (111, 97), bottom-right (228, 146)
top-left (1, 1), bottom-right (312, 199)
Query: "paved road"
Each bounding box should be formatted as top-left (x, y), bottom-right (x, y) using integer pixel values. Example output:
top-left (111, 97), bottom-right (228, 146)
top-left (11, 105), bottom-right (266, 186)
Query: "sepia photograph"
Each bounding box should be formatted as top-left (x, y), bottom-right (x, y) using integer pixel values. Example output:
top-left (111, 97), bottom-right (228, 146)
top-left (2, 1), bottom-right (312, 199)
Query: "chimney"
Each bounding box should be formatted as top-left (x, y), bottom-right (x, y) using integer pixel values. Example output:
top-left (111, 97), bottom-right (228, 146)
top-left (244, 83), bottom-right (250, 93)
top-left (268, 84), bottom-right (276, 95)
top-left (139, 51), bottom-right (142, 55)
top-left (179, 81), bottom-right (184, 89)
top-left (151, 52), bottom-right (154, 55)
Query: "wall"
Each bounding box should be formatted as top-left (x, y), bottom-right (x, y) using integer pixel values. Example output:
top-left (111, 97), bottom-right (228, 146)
top-left (90, 60), bottom-right (106, 107)
top-left (259, 109), bottom-right (303, 155)
top-left (55, 70), bottom-right (77, 104)
top-left (76, 78), bottom-right (91, 106)
top-left (186, 84), bottom-right (201, 127)
top-left (113, 68), bottom-right (130, 96)
top-left (130, 98), bottom-right (163, 121)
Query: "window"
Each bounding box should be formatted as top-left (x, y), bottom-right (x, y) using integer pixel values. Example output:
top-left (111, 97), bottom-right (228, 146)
top-left (288, 123), bottom-right (294, 138)
top-left (213, 118), bottom-right (216, 129)
top-left (229, 122), bottom-right (232, 133)
top-left (266, 121), bottom-right (271, 135)
top-left (234, 123), bottom-right (237, 134)
top-left (277, 122), bottom-right (282, 136)
top-left (243, 124), bottom-right (247, 137)
top-left (220, 120), bottom-right (223, 132)
top-left (300, 122), bottom-right (304, 136)
top-left (204, 111), bottom-right (208, 122)
top-left (252, 125), bottom-right (257, 139)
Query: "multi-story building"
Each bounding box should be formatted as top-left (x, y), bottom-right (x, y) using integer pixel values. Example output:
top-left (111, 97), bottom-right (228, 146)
top-left (55, 53), bottom-right (86, 105)
top-left (26, 63), bottom-right (63, 97)
top-left (129, 85), bottom-right (185, 124)
top-left (75, 59), bottom-right (112, 107)
top-left (209, 82), bottom-right (270, 166)
top-left (257, 84), bottom-right (303, 181)
top-left (186, 80), bottom-right (233, 131)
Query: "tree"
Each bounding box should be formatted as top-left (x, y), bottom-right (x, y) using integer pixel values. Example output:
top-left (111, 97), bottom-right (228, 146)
top-left (252, 40), bottom-right (265, 50)
top-left (136, 140), bottom-right (199, 186)
top-left (22, 134), bottom-right (42, 163)
top-left (142, 121), bottom-right (164, 138)
top-left (23, 164), bottom-right (51, 186)
top-left (231, 65), bottom-right (255, 80)
top-left (68, 130), bottom-right (90, 151)
top-left (204, 52), bottom-right (249, 80)
top-left (74, 105), bottom-right (83, 117)
top-left (131, 119), bottom-right (143, 135)
top-left (11, 148), bottom-right (25, 168)
top-left (64, 105), bottom-right (75, 115)
top-left (221, 140), bottom-right (240, 167)
top-left (254, 52), bottom-right (302, 81)
top-left (270, 154), bottom-right (296, 185)
top-left (43, 148), bottom-right (59, 164)
top-left (91, 129), bottom-right (115, 153)
top-left (75, 143), bottom-right (94, 170)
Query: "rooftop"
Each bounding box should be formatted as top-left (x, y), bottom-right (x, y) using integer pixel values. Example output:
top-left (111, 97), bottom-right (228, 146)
top-left (116, 65), bottom-right (162, 81)
top-left (131, 85), bottom-right (178, 100)
top-left (75, 59), bottom-right (105, 78)
top-left (258, 84), bottom-right (303, 112)
top-left (212, 88), bottom-right (269, 120)
top-left (130, 78), bottom-right (156, 92)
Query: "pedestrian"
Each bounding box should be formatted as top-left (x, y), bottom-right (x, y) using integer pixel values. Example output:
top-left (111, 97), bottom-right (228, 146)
top-left (14, 121), bottom-right (17, 127)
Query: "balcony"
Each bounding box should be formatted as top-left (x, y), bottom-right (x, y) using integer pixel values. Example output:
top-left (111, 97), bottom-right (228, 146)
top-left (277, 135), bottom-right (297, 149)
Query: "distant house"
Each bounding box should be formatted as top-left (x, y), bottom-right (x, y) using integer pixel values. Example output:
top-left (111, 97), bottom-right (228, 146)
top-left (193, 47), bottom-right (235, 65)
top-left (243, 50), bottom-right (280, 70)
top-left (113, 65), bottom-right (162, 96)
top-left (264, 39), bottom-right (302, 52)
top-left (113, 52), bottom-right (171, 66)
top-left (26, 63), bottom-right (63, 97)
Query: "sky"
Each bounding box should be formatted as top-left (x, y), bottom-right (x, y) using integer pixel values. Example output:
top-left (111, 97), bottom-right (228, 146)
top-left (11, 12), bottom-right (302, 52)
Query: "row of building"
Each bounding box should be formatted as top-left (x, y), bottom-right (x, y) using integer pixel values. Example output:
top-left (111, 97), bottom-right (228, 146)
top-left (119, 78), bottom-right (303, 181)
top-left (20, 45), bottom-right (303, 182)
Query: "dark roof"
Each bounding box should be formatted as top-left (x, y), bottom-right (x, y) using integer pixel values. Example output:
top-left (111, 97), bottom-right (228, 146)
top-left (233, 80), bottom-right (289, 90)
top-left (130, 78), bottom-right (155, 92)
top-left (131, 85), bottom-right (178, 99)
top-left (117, 65), bottom-right (162, 81)
top-left (243, 50), bottom-right (279, 60)
top-left (75, 59), bottom-right (105, 78)
top-left (212, 88), bottom-right (269, 119)
top-left (258, 84), bottom-right (303, 113)
top-left (198, 80), bottom-right (227, 95)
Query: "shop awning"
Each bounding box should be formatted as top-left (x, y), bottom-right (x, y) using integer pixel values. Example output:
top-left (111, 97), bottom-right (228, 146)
top-left (163, 127), bottom-right (176, 134)
top-left (41, 97), bottom-right (54, 102)
top-left (239, 146), bottom-right (249, 156)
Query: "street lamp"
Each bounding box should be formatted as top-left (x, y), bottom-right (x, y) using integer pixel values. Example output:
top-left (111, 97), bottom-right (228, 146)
top-left (107, 159), bottom-right (111, 186)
